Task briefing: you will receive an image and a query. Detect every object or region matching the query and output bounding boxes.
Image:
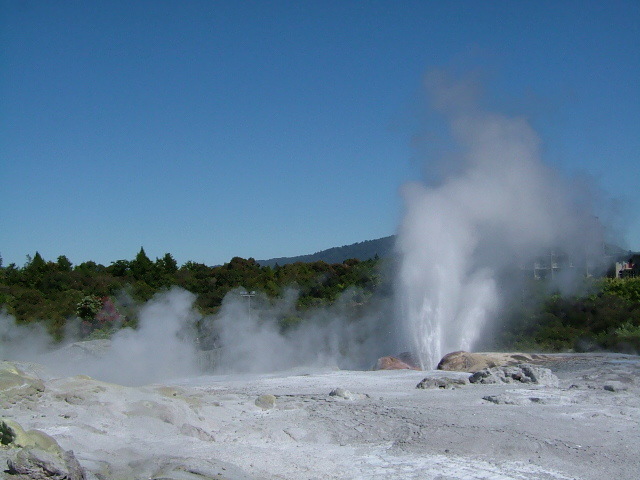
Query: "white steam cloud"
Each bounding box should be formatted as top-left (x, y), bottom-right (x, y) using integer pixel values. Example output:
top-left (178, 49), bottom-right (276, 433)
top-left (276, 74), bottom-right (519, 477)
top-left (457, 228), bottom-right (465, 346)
top-left (1, 286), bottom-right (392, 385)
top-left (209, 288), bottom-right (392, 374)
top-left (1, 288), bottom-right (200, 385)
top-left (395, 72), bottom-right (606, 369)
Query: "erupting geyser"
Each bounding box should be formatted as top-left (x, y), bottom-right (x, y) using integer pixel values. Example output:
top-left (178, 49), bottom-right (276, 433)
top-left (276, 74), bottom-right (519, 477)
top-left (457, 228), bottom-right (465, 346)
top-left (395, 72), bottom-right (606, 369)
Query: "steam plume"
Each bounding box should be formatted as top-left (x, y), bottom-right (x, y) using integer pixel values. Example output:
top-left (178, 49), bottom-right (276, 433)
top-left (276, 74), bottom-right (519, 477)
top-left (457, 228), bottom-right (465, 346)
top-left (395, 72), bottom-right (606, 369)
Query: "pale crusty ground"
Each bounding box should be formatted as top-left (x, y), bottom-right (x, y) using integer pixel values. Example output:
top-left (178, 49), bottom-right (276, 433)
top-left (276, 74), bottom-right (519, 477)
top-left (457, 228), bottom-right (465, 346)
top-left (2, 353), bottom-right (639, 480)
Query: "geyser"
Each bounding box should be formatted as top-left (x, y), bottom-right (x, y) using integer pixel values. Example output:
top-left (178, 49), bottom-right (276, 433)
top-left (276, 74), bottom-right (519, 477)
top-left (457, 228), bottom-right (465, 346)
top-left (395, 72), bottom-right (606, 369)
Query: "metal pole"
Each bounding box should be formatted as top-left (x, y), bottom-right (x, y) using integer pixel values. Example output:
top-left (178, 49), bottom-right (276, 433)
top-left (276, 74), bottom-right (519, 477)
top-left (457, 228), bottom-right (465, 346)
top-left (240, 291), bottom-right (256, 309)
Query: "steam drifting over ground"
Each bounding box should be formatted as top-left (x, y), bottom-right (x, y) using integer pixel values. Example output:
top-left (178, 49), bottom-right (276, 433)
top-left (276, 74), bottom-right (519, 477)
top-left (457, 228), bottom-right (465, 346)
top-left (1, 286), bottom-right (393, 385)
top-left (1, 288), bottom-right (201, 385)
top-left (209, 288), bottom-right (393, 374)
top-left (395, 72), bottom-right (607, 369)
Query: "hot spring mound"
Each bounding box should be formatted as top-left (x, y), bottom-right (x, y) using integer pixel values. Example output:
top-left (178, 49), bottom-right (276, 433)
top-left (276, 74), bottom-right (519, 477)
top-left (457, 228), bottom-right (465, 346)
top-left (436, 351), bottom-right (553, 373)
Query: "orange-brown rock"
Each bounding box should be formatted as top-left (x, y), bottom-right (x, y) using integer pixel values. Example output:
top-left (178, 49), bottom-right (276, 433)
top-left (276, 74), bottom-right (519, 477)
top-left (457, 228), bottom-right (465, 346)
top-left (375, 356), bottom-right (421, 371)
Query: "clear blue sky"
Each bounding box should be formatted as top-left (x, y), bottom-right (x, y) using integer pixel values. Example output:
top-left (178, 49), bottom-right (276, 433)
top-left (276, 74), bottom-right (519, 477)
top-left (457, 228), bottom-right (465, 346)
top-left (1, 1), bottom-right (638, 267)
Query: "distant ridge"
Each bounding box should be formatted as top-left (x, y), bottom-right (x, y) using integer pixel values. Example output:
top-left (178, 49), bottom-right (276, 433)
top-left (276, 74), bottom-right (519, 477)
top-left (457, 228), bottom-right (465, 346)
top-left (257, 236), bottom-right (635, 269)
top-left (257, 236), bottom-right (396, 267)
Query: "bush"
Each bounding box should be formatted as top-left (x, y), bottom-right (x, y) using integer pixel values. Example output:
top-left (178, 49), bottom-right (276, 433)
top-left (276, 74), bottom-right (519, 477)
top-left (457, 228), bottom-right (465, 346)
top-left (497, 277), bottom-right (640, 353)
top-left (602, 277), bottom-right (640, 302)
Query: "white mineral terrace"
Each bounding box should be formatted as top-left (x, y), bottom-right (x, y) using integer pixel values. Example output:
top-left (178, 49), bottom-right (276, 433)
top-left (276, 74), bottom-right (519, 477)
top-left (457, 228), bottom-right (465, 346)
top-left (1, 351), bottom-right (639, 480)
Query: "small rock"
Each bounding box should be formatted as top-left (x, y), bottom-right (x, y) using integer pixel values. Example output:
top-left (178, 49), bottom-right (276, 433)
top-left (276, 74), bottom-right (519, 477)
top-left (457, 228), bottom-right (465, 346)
top-left (469, 364), bottom-right (558, 387)
top-left (255, 394), bottom-right (277, 410)
top-left (603, 383), bottom-right (628, 392)
top-left (416, 377), bottom-right (468, 389)
top-left (483, 395), bottom-right (508, 404)
top-left (483, 394), bottom-right (553, 405)
top-left (469, 369), bottom-right (502, 384)
top-left (329, 388), bottom-right (354, 400)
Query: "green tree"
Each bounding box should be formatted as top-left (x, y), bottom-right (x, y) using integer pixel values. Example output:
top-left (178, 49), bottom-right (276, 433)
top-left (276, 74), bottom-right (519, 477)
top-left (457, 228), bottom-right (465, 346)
top-left (56, 255), bottom-right (73, 272)
top-left (74, 261), bottom-right (105, 273)
top-left (130, 247), bottom-right (155, 280)
top-left (21, 252), bottom-right (49, 288)
top-left (27, 252), bottom-right (46, 270)
top-left (107, 260), bottom-right (131, 277)
top-left (157, 253), bottom-right (178, 275)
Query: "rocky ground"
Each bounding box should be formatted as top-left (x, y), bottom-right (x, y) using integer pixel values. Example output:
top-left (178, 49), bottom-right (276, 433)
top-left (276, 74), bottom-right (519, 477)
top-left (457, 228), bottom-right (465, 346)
top-left (1, 352), bottom-right (639, 480)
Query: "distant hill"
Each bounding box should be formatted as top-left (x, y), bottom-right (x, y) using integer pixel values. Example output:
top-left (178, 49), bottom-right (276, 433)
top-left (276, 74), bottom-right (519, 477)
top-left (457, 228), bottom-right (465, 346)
top-left (257, 235), bottom-right (635, 269)
top-left (257, 236), bottom-right (396, 267)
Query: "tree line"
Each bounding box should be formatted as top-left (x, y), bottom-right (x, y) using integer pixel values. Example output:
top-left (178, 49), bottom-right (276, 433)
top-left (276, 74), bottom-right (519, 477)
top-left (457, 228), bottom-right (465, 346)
top-left (0, 249), bottom-right (638, 353)
top-left (0, 248), bottom-right (384, 339)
